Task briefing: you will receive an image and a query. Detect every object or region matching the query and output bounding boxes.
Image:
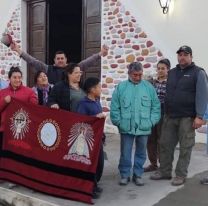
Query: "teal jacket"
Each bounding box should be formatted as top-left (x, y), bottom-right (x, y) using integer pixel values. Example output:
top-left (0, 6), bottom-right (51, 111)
top-left (110, 79), bottom-right (161, 135)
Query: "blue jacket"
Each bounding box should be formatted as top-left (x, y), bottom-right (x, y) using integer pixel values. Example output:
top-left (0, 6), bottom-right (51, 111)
top-left (77, 96), bottom-right (102, 116)
top-left (110, 79), bottom-right (161, 135)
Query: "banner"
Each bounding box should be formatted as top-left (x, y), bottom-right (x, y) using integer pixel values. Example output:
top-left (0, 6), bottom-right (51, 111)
top-left (0, 98), bottom-right (105, 204)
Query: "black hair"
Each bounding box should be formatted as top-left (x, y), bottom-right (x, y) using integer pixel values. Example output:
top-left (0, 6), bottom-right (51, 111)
top-left (128, 62), bottom-right (143, 73)
top-left (54, 50), bottom-right (67, 58)
top-left (83, 77), bottom-right (100, 94)
top-left (157, 58), bottom-right (171, 70)
top-left (65, 63), bottom-right (79, 75)
top-left (64, 63), bottom-right (83, 86)
top-left (8, 66), bottom-right (22, 79)
top-left (34, 70), bottom-right (47, 84)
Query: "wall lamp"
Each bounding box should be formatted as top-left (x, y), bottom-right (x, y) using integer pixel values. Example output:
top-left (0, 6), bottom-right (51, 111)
top-left (159, 0), bottom-right (171, 14)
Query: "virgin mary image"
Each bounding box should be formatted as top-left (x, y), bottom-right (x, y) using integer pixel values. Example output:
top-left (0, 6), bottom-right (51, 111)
top-left (68, 127), bottom-right (90, 158)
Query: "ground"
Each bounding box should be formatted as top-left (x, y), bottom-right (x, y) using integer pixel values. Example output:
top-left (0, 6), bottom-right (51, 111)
top-left (0, 133), bottom-right (208, 206)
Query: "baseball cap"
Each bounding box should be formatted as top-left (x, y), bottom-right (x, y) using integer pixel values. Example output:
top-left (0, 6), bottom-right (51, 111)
top-left (176, 45), bottom-right (192, 55)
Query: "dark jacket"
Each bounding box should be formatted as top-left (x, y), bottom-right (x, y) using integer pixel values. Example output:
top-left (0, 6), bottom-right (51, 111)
top-left (165, 63), bottom-right (208, 118)
top-left (76, 96), bottom-right (102, 116)
top-left (47, 66), bottom-right (65, 85)
top-left (47, 81), bottom-right (71, 111)
top-left (20, 52), bottom-right (100, 85)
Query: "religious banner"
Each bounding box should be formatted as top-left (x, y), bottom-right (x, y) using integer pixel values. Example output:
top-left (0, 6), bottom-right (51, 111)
top-left (0, 98), bottom-right (105, 204)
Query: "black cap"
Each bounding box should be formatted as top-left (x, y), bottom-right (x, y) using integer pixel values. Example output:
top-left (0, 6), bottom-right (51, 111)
top-left (177, 45), bottom-right (192, 55)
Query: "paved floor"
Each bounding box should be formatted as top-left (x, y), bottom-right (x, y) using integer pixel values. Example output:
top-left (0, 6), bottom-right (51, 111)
top-left (0, 133), bottom-right (208, 206)
top-left (154, 171), bottom-right (208, 206)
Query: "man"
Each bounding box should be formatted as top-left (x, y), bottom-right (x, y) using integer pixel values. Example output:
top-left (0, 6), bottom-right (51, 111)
top-left (10, 41), bottom-right (108, 85)
top-left (151, 46), bottom-right (208, 186)
top-left (144, 58), bottom-right (171, 172)
top-left (110, 62), bottom-right (160, 186)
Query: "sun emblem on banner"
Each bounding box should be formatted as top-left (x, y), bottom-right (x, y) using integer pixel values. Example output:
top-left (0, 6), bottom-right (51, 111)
top-left (37, 119), bottom-right (61, 151)
top-left (10, 108), bottom-right (31, 139)
top-left (63, 123), bottom-right (94, 165)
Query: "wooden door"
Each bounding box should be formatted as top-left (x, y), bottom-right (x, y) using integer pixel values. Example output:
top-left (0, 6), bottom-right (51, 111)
top-left (27, 0), bottom-right (47, 86)
top-left (82, 0), bottom-right (101, 81)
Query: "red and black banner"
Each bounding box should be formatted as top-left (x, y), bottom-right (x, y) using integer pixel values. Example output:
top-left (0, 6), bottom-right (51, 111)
top-left (0, 98), bottom-right (105, 204)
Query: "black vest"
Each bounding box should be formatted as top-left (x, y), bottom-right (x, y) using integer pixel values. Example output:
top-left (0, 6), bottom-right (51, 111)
top-left (47, 81), bottom-right (71, 111)
top-left (165, 63), bottom-right (202, 118)
top-left (47, 65), bottom-right (65, 85)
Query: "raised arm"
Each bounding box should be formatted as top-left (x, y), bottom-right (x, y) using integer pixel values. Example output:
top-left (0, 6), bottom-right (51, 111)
top-left (78, 45), bottom-right (109, 70)
top-left (10, 41), bottom-right (48, 73)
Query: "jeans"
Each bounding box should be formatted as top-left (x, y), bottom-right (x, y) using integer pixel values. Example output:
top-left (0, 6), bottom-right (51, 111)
top-left (118, 134), bottom-right (148, 178)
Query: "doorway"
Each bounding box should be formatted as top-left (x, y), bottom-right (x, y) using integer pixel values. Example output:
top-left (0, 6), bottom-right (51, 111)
top-left (27, 0), bottom-right (101, 86)
top-left (48, 0), bottom-right (82, 64)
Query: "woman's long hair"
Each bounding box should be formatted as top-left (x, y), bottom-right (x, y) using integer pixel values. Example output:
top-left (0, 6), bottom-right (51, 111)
top-left (64, 63), bottom-right (83, 88)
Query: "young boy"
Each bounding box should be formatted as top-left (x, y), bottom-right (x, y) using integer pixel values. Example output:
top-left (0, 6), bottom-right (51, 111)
top-left (76, 77), bottom-right (105, 199)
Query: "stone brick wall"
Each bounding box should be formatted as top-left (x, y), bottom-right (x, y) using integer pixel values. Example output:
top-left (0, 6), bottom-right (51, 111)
top-left (0, 4), bottom-right (21, 80)
top-left (101, 0), bottom-right (164, 132)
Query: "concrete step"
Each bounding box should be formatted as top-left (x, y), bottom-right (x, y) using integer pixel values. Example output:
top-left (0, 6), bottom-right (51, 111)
top-left (0, 186), bottom-right (57, 206)
top-left (0, 182), bottom-right (81, 206)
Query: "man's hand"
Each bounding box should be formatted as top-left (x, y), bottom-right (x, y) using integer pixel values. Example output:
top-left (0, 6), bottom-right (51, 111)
top-left (51, 104), bottom-right (59, 109)
top-left (193, 117), bottom-right (206, 129)
top-left (99, 45), bottom-right (109, 57)
top-left (10, 41), bottom-right (22, 55)
top-left (4, 95), bottom-right (11, 104)
top-left (96, 112), bottom-right (106, 119)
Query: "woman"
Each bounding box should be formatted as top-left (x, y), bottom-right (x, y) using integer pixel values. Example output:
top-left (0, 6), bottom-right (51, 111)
top-left (144, 58), bottom-right (171, 172)
top-left (32, 71), bottom-right (53, 105)
top-left (48, 63), bottom-right (85, 112)
top-left (0, 66), bottom-right (38, 145)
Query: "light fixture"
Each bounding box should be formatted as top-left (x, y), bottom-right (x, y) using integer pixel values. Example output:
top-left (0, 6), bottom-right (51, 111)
top-left (159, 0), bottom-right (171, 14)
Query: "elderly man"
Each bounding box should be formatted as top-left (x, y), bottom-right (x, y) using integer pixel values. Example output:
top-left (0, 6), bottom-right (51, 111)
top-left (151, 46), bottom-right (208, 186)
top-left (10, 41), bottom-right (108, 85)
top-left (110, 62), bottom-right (161, 186)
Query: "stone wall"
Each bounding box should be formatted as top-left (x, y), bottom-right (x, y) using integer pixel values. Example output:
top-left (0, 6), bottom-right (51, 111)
top-left (101, 0), bottom-right (164, 132)
top-left (0, 3), bottom-right (21, 80)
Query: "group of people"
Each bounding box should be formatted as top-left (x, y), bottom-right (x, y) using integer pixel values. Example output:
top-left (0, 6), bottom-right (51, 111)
top-left (110, 45), bottom-right (208, 187)
top-left (0, 42), bottom-right (208, 199)
top-left (0, 41), bottom-right (108, 198)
